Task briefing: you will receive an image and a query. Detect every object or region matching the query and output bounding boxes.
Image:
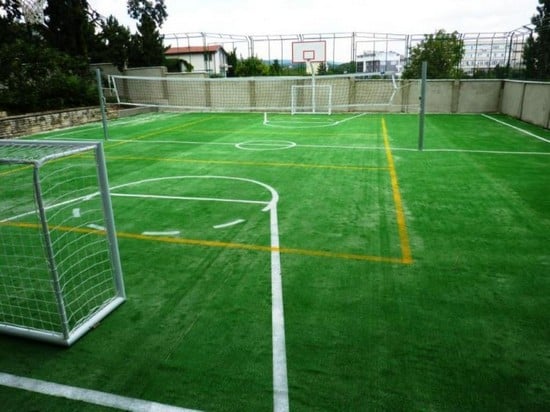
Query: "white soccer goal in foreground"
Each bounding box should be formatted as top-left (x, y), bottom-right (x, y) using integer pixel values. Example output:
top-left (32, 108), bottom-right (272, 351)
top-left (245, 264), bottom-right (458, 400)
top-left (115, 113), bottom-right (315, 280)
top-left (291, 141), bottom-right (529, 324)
top-left (0, 140), bottom-right (125, 346)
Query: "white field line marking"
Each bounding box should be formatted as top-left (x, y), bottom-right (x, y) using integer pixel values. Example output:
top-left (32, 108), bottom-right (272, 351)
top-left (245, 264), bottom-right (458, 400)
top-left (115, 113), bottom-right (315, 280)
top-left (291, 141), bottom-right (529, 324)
top-left (87, 223), bottom-right (105, 231)
top-left (264, 112), bottom-right (368, 129)
top-left (213, 219), bottom-right (245, 229)
top-left (333, 112), bottom-right (369, 125)
top-left (142, 230), bottom-right (181, 236)
top-left (482, 114), bottom-right (550, 143)
top-left (264, 120), bottom-right (340, 129)
top-left (106, 138), bottom-right (550, 156)
top-left (298, 144), bottom-right (550, 156)
top-left (419, 148), bottom-right (550, 155)
top-left (267, 198), bottom-right (289, 412)
top-left (235, 140), bottom-right (296, 151)
top-left (298, 143), bottom-right (379, 150)
top-left (0, 372), bottom-right (201, 412)
top-left (109, 139), bottom-right (236, 147)
top-left (111, 192), bottom-right (268, 206)
top-left (298, 144), bottom-right (550, 155)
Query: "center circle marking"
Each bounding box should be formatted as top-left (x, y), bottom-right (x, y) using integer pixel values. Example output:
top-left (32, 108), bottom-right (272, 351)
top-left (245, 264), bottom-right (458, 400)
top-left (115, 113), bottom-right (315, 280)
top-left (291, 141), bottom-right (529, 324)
top-left (235, 140), bottom-right (297, 151)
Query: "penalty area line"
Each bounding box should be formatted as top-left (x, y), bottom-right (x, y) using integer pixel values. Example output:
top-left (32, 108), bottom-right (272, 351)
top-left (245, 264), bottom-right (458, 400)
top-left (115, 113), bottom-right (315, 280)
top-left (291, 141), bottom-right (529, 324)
top-left (0, 372), bottom-right (201, 412)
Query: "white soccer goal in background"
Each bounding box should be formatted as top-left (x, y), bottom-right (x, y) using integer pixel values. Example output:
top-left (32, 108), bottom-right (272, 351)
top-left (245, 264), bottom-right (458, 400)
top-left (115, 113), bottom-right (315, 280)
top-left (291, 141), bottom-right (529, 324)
top-left (0, 140), bottom-right (125, 346)
top-left (291, 84), bottom-right (333, 115)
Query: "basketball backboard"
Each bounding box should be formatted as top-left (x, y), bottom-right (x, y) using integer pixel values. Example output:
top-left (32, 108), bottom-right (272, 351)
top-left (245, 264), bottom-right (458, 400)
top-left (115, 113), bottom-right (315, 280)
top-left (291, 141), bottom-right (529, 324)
top-left (292, 41), bottom-right (326, 63)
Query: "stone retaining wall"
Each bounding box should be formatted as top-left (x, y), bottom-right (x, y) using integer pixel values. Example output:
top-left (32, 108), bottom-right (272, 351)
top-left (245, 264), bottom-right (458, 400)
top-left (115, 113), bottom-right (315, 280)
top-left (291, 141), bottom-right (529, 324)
top-left (0, 107), bottom-right (111, 138)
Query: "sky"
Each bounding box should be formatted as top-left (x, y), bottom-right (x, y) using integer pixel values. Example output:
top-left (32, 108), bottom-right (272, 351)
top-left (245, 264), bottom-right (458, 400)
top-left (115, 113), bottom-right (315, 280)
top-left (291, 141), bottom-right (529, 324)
top-left (88, 0), bottom-right (538, 36)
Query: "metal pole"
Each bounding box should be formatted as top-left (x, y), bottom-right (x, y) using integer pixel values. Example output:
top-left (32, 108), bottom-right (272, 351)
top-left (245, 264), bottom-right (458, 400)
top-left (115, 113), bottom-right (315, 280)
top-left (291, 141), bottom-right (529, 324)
top-left (95, 142), bottom-right (126, 300)
top-left (310, 60), bottom-right (316, 113)
top-left (33, 164), bottom-right (71, 341)
top-left (418, 61), bottom-right (427, 151)
top-left (95, 68), bottom-right (109, 141)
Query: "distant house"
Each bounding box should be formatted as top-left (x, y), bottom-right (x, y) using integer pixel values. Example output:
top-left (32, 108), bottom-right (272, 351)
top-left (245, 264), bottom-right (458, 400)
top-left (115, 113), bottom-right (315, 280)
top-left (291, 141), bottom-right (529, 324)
top-left (165, 45), bottom-right (229, 76)
top-left (356, 51), bottom-right (404, 74)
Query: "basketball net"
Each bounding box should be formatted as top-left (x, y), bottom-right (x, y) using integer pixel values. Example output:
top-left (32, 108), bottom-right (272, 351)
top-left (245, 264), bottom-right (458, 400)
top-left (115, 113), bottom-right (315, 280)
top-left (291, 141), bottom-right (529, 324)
top-left (20, 0), bottom-right (46, 25)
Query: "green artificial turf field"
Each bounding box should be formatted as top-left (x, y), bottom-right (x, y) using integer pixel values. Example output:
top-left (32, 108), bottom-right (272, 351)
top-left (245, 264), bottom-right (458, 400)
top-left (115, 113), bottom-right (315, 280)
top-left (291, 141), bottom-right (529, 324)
top-left (0, 112), bottom-right (549, 411)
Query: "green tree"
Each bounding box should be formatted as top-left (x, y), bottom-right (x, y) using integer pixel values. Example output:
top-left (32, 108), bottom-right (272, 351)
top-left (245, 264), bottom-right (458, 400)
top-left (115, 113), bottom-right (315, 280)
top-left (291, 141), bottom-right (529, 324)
top-left (126, 0), bottom-right (168, 67)
top-left (45, 0), bottom-right (94, 59)
top-left (402, 29), bottom-right (465, 79)
top-left (128, 14), bottom-right (167, 67)
top-left (317, 62), bottom-right (328, 75)
top-left (0, 1), bottom-right (97, 114)
top-left (91, 16), bottom-right (131, 71)
top-left (331, 61), bottom-right (356, 74)
top-left (235, 56), bottom-right (269, 76)
top-left (127, 0), bottom-right (167, 27)
top-left (523, 0), bottom-right (550, 80)
top-left (226, 49), bottom-right (238, 77)
top-left (0, 34), bottom-right (96, 113)
top-left (269, 59), bottom-right (282, 75)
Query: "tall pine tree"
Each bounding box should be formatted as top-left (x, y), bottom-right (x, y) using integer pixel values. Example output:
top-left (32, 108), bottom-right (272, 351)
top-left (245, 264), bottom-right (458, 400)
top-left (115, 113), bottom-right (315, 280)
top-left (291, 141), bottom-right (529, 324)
top-left (128, 14), bottom-right (166, 67)
top-left (523, 0), bottom-right (550, 80)
top-left (126, 0), bottom-right (167, 67)
top-left (45, 0), bottom-right (94, 59)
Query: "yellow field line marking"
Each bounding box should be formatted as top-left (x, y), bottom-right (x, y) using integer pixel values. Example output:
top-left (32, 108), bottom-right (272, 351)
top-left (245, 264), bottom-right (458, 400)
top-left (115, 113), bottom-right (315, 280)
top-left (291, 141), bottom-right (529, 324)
top-left (381, 118), bottom-right (413, 264)
top-left (0, 164), bottom-right (34, 177)
top-left (179, 129), bottom-right (377, 138)
top-left (108, 116), bottom-right (213, 148)
top-left (104, 155), bottom-right (388, 172)
top-left (1, 221), bottom-right (407, 264)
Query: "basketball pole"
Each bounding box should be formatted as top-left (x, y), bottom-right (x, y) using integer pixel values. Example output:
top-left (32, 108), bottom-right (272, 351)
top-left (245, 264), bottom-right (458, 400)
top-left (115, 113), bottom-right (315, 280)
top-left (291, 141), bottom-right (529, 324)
top-left (308, 59), bottom-right (316, 113)
top-left (310, 59), bottom-right (316, 114)
top-left (418, 61), bottom-right (427, 151)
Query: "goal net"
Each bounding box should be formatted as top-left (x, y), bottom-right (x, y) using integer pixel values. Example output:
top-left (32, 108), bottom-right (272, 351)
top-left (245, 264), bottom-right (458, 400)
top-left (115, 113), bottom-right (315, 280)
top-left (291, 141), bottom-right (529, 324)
top-left (291, 84), bottom-right (332, 115)
top-left (0, 140), bottom-right (125, 346)
top-left (109, 72), bottom-right (418, 114)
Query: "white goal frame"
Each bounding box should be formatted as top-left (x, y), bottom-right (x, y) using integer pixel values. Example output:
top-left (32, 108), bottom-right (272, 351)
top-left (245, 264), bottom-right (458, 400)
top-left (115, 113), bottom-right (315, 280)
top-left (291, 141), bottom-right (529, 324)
top-left (0, 140), bottom-right (125, 346)
top-left (291, 84), bottom-right (333, 115)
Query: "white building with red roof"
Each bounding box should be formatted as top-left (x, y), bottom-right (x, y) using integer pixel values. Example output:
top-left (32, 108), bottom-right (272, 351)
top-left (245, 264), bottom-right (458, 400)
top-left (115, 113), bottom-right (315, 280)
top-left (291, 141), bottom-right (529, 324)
top-left (165, 45), bottom-right (230, 76)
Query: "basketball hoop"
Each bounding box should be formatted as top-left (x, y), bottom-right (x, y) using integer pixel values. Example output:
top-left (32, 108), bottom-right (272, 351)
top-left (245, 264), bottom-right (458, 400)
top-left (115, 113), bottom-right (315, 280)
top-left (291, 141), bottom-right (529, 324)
top-left (291, 41), bottom-right (326, 64)
top-left (20, 0), bottom-right (46, 26)
top-left (292, 40), bottom-right (326, 75)
top-left (291, 41), bottom-right (327, 114)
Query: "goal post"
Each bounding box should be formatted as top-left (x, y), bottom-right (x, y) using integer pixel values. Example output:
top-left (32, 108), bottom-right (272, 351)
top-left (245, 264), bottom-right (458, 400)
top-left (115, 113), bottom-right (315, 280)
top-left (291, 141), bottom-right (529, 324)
top-left (0, 140), bottom-right (125, 346)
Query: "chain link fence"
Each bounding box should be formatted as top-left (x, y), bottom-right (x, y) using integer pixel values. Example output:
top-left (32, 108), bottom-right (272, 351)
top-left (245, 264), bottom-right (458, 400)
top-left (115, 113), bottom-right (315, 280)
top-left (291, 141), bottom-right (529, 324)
top-left (164, 26), bottom-right (534, 77)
